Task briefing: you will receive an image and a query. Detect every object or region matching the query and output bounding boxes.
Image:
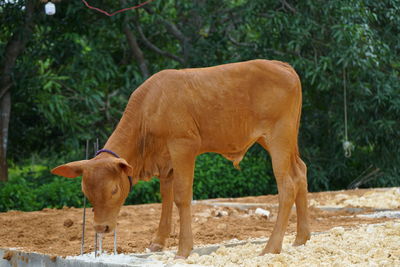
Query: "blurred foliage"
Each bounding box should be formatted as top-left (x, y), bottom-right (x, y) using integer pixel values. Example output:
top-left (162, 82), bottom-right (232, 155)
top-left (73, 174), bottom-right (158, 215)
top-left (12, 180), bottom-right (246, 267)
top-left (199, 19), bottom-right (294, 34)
top-left (193, 148), bottom-right (275, 200)
top-left (0, 151), bottom-right (273, 211)
top-left (0, 0), bottom-right (399, 211)
top-left (0, 161), bottom-right (82, 211)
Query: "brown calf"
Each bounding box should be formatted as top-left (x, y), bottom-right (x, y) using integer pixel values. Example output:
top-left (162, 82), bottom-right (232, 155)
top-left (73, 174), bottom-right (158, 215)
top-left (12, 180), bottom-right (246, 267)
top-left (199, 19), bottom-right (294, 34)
top-left (52, 59), bottom-right (310, 258)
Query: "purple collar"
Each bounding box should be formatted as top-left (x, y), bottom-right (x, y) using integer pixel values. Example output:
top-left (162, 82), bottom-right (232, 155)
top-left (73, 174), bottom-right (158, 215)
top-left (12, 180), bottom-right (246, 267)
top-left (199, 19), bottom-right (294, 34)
top-left (96, 149), bottom-right (133, 192)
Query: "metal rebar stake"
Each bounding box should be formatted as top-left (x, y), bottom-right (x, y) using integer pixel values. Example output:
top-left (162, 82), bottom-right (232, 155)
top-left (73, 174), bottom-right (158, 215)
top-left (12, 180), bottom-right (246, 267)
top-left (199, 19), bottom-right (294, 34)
top-left (114, 230), bottom-right (117, 255)
top-left (99, 234), bottom-right (103, 255)
top-left (93, 140), bottom-right (100, 258)
top-left (80, 196), bottom-right (87, 255)
top-left (80, 140), bottom-right (90, 255)
top-left (94, 233), bottom-right (98, 258)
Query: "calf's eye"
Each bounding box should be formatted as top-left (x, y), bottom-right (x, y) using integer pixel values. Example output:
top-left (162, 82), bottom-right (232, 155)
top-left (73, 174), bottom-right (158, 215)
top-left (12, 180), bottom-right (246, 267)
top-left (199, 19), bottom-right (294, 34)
top-left (111, 187), bottom-right (118, 195)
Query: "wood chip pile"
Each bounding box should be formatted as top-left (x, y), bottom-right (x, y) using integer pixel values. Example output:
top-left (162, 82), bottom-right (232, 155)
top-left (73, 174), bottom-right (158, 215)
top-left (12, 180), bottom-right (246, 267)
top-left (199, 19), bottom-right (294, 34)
top-left (151, 220), bottom-right (400, 266)
top-left (310, 188), bottom-right (400, 209)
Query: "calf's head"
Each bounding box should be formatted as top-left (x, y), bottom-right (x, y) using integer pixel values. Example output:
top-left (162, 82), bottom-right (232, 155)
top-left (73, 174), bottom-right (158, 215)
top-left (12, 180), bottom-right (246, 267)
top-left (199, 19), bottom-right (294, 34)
top-left (51, 157), bottom-right (133, 233)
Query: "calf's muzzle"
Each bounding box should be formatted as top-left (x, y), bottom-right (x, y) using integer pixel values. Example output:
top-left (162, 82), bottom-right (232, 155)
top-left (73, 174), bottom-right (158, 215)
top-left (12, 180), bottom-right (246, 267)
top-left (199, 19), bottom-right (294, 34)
top-left (94, 224), bottom-right (111, 234)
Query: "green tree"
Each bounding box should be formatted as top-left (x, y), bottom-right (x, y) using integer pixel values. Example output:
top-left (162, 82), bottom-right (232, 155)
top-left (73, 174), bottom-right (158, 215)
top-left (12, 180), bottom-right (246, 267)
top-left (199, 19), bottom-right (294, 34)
top-left (0, 0), bottom-right (399, 211)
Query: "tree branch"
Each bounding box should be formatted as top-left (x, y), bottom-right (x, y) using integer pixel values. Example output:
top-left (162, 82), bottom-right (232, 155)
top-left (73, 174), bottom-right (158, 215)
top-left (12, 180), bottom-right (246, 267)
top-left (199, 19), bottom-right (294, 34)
top-left (226, 23), bottom-right (255, 48)
top-left (143, 6), bottom-right (187, 42)
top-left (227, 33), bottom-right (286, 56)
top-left (123, 24), bottom-right (150, 78)
top-left (136, 22), bottom-right (184, 64)
top-left (227, 33), bottom-right (255, 48)
top-left (120, 0), bottom-right (149, 78)
top-left (347, 167), bottom-right (382, 189)
top-left (143, 5), bottom-right (190, 65)
top-left (279, 0), bottom-right (296, 13)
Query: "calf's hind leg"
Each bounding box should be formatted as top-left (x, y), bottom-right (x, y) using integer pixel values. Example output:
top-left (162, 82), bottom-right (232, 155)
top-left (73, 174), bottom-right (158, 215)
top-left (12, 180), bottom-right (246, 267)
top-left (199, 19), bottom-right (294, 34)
top-left (292, 156), bottom-right (311, 246)
top-left (258, 131), bottom-right (310, 254)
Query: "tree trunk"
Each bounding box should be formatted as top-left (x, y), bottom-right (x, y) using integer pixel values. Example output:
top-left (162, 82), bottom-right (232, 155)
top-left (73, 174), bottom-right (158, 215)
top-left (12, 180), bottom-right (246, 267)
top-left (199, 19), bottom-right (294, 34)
top-left (0, 92), bottom-right (10, 182)
top-left (0, 0), bottom-right (35, 182)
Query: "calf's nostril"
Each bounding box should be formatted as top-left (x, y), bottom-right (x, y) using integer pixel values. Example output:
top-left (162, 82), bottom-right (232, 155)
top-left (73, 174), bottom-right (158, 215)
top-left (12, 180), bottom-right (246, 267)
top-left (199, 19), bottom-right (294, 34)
top-left (94, 224), bottom-right (112, 233)
top-left (94, 224), bottom-right (106, 233)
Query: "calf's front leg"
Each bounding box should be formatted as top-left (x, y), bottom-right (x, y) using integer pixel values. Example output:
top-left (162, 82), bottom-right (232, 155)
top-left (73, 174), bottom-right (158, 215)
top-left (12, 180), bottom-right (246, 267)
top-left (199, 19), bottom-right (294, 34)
top-left (168, 140), bottom-right (197, 258)
top-left (149, 177), bottom-right (174, 252)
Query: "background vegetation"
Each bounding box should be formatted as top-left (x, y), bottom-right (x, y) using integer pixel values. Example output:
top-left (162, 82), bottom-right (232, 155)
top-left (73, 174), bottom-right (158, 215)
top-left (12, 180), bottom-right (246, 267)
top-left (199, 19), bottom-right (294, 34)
top-left (0, 0), bottom-right (399, 211)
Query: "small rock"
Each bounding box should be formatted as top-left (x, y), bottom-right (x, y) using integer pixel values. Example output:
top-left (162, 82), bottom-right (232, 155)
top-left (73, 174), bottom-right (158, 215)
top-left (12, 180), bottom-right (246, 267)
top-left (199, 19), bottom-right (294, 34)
top-left (63, 219), bottom-right (74, 228)
top-left (330, 226), bottom-right (345, 236)
top-left (220, 210), bottom-right (229, 216)
top-left (217, 223), bottom-right (228, 230)
top-left (69, 235), bottom-right (78, 241)
top-left (255, 208), bottom-right (271, 218)
top-left (212, 209), bottom-right (229, 217)
top-left (3, 251), bottom-right (13, 261)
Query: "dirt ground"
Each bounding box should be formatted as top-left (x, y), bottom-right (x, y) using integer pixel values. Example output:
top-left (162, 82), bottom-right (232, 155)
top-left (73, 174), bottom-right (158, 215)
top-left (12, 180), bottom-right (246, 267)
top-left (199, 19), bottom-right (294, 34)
top-left (0, 188), bottom-right (398, 257)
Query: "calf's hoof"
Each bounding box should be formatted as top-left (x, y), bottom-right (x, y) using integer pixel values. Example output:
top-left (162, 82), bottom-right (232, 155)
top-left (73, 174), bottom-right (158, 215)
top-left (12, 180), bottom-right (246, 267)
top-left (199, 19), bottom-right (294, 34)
top-left (259, 245), bottom-right (281, 256)
top-left (148, 243), bottom-right (164, 252)
top-left (293, 233), bottom-right (311, 247)
top-left (174, 255), bottom-right (187, 260)
top-left (175, 247), bottom-right (192, 259)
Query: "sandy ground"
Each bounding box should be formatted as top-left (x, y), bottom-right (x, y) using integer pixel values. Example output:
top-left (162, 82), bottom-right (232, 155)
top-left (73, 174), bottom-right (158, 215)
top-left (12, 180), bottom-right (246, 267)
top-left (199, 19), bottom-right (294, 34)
top-left (0, 188), bottom-right (398, 257)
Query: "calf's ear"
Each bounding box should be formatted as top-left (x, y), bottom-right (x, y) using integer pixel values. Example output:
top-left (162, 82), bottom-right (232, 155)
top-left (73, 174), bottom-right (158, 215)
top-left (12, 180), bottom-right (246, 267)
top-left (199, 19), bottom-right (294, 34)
top-left (115, 158), bottom-right (133, 177)
top-left (51, 160), bottom-right (89, 178)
